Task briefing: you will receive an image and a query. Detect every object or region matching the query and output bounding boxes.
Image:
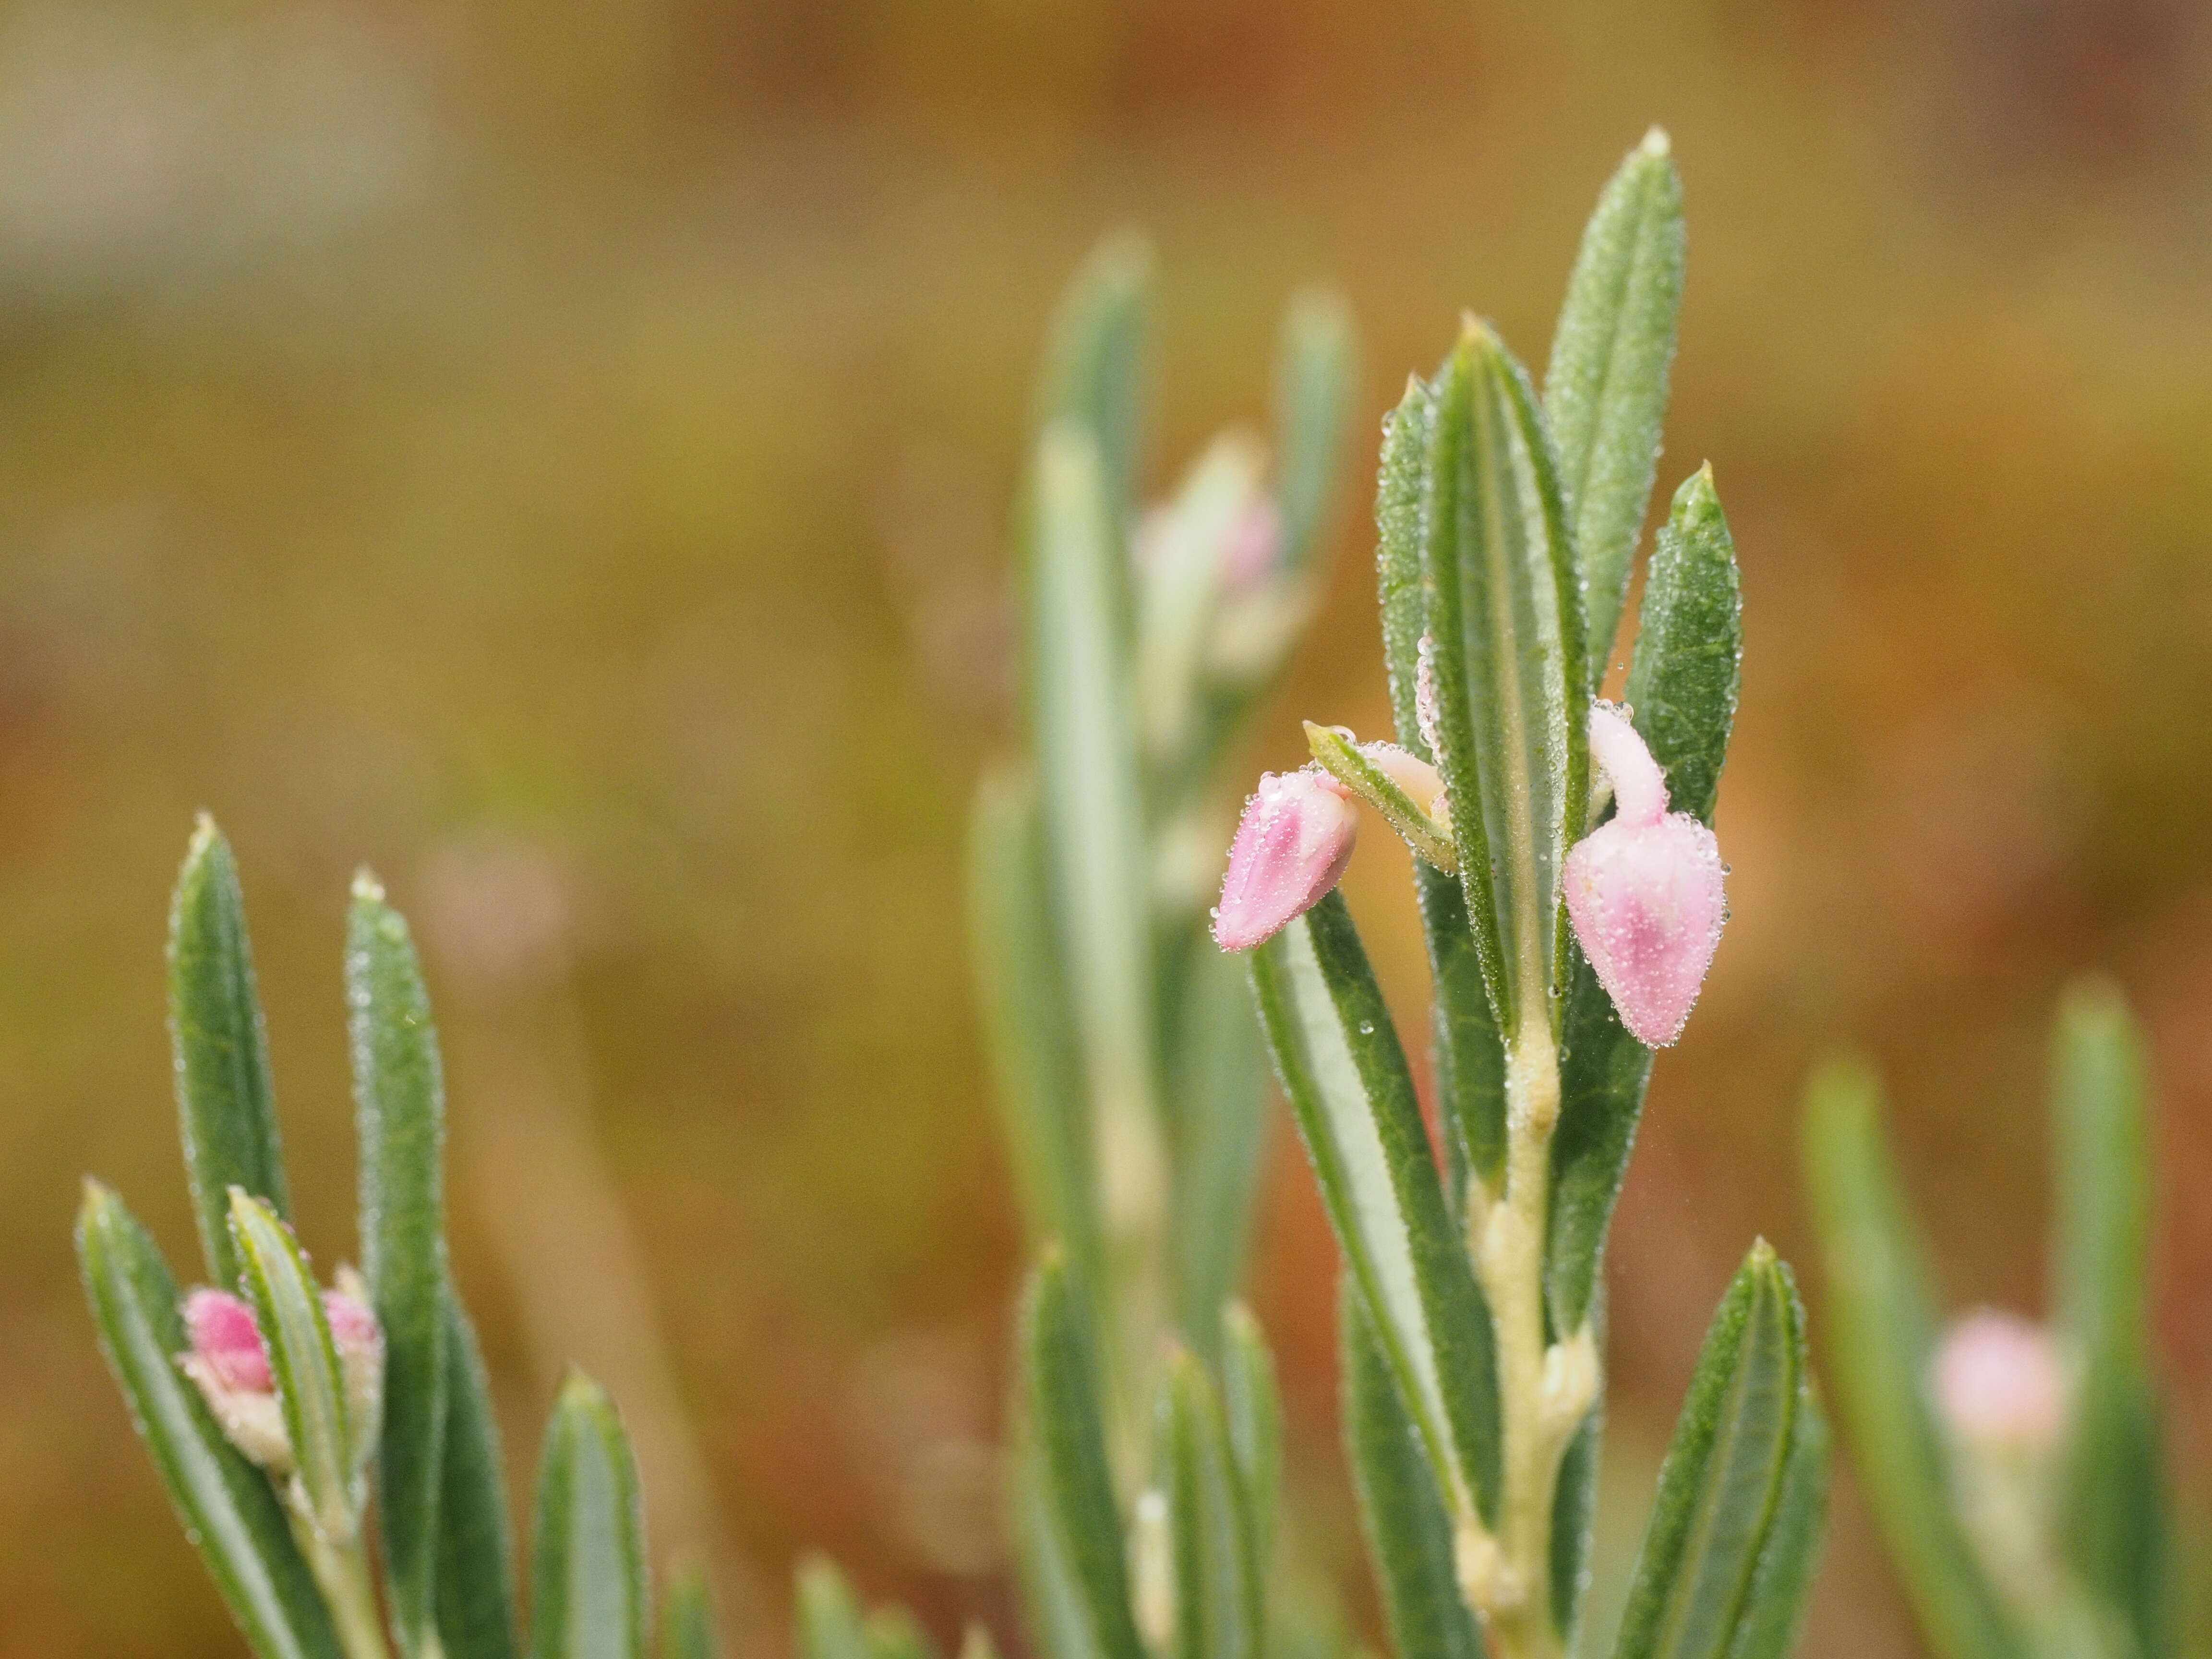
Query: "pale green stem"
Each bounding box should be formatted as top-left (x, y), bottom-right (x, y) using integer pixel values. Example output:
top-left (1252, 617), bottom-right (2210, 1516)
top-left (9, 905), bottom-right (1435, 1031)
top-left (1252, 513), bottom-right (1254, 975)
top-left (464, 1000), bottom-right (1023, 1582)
top-left (1456, 1013), bottom-right (1598, 1659)
top-left (292, 1513), bottom-right (395, 1659)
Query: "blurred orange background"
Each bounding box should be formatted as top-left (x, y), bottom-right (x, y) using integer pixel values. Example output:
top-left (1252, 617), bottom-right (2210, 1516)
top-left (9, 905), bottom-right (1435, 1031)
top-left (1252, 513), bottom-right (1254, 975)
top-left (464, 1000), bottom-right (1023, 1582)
top-left (6, 0), bottom-right (2211, 1654)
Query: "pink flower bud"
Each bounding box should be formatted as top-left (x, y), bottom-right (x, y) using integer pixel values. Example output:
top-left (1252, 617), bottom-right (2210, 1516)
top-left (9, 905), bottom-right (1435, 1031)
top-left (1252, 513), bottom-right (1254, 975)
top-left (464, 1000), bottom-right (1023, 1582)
top-left (1222, 495), bottom-right (1284, 589)
top-left (1563, 704), bottom-right (1726, 1047)
top-left (178, 1289), bottom-right (290, 1472)
top-left (325, 1268), bottom-right (385, 1455)
top-left (1933, 1310), bottom-right (2067, 1452)
top-left (184, 1288), bottom-right (274, 1392)
top-left (1213, 768), bottom-right (1358, 950)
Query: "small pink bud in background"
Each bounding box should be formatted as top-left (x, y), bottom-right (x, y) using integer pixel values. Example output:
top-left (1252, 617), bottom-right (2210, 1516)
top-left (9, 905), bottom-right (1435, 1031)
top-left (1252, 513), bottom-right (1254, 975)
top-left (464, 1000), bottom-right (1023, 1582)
top-left (1222, 494), bottom-right (1284, 590)
top-left (1934, 1310), bottom-right (2067, 1453)
top-left (325, 1267), bottom-right (386, 1458)
top-left (1563, 704), bottom-right (1726, 1046)
top-left (178, 1289), bottom-right (291, 1472)
top-left (1213, 769), bottom-right (1358, 950)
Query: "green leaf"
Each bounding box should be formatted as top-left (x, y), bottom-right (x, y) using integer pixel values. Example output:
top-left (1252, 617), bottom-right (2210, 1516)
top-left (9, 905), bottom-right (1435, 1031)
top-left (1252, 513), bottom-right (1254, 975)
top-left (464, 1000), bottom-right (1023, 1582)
top-left (969, 767), bottom-right (1101, 1297)
top-left (1029, 421), bottom-right (1163, 1253)
top-left (76, 1182), bottom-right (343, 1659)
top-left (1137, 431), bottom-right (1270, 768)
top-left (1163, 1349), bottom-right (1265, 1659)
top-left (1340, 1287), bottom-right (1485, 1659)
top-left (531, 1372), bottom-right (649, 1659)
top-left (1219, 1303), bottom-right (1283, 1570)
top-left (1542, 128), bottom-right (1685, 685)
top-left (1249, 892), bottom-right (1500, 1523)
top-left (1420, 323), bottom-right (1588, 1044)
top-left (2049, 981), bottom-right (2170, 1659)
top-left (1376, 374), bottom-right (1511, 1199)
top-left (1017, 1249), bottom-right (1147, 1659)
top-left (169, 816), bottom-right (289, 1288)
top-left (1622, 467), bottom-right (1743, 830)
top-left (1274, 287), bottom-right (1357, 577)
top-left (1304, 721), bottom-right (1456, 873)
top-left (796, 1557), bottom-right (872, 1659)
top-left (868, 1608), bottom-right (942, 1659)
top-left (1376, 373), bottom-right (1435, 759)
top-left (348, 872), bottom-right (450, 1651)
top-left (228, 1190), bottom-right (357, 1543)
top-left (1612, 1241), bottom-right (1828, 1659)
top-left (1037, 232), bottom-right (1152, 559)
top-left (1544, 467), bottom-right (1739, 1337)
top-left (662, 1569), bottom-right (722, 1659)
top-left (1802, 1062), bottom-right (2024, 1659)
top-left (1166, 928), bottom-right (1271, 1357)
top-left (436, 1290), bottom-right (522, 1659)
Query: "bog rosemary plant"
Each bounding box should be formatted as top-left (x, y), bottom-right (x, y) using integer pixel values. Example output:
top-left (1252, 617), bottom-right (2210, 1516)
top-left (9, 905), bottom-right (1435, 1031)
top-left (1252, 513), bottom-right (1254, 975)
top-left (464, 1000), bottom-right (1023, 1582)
top-left (1805, 984), bottom-right (2177, 1659)
top-left (947, 128), bottom-right (1830, 1659)
top-left (77, 818), bottom-right (719, 1659)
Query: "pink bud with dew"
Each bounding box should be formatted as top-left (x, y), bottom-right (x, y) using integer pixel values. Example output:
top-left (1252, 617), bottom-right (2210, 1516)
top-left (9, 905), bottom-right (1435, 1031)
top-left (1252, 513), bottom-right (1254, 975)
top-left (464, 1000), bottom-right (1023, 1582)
top-left (1563, 704), bottom-right (1726, 1046)
top-left (1934, 1310), bottom-right (2067, 1453)
top-left (1213, 768), bottom-right (1358, 950)
top-left (183, 1288), bottom-right (272, 1392)
top-left (178, 1289), bottom-right (291, 1472)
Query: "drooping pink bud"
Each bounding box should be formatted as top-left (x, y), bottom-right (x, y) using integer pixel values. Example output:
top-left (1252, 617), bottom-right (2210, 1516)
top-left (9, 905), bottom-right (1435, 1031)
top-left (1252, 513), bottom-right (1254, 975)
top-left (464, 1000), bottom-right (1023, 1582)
top-left (1563, 704), bottom-right (1726, 1046)
top-left (1213, 768), bottom-right (1358, 950)
top-left (1933, 1310), bottom-right (2067, 1453)
top-left (178, 1288), bottom-right (291, 1472)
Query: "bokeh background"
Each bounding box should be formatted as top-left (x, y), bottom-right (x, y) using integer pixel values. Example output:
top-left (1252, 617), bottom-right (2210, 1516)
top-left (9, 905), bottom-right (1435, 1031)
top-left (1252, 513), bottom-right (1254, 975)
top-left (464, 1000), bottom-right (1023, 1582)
top-left (6, 0), bottom-right (2212, 1652)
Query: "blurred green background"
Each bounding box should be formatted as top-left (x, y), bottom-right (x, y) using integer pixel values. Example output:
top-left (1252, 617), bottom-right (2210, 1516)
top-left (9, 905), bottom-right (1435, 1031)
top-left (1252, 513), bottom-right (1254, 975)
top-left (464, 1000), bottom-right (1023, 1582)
top-left (6, 0), bottom-right (2211, 1653)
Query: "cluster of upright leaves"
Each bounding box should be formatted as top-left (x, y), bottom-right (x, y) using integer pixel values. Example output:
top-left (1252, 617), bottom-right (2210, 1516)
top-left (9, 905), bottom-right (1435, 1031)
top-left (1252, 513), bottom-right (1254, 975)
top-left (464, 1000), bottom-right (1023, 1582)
top-left (77, 819), bottom-right (721, 1659)
top-left (1803, 983), bottom-right (2175, 1659)
top-left (1247, 131), bottom-right (1829, 1659)
top-left (956, 238), bottom-right (1352, 1659)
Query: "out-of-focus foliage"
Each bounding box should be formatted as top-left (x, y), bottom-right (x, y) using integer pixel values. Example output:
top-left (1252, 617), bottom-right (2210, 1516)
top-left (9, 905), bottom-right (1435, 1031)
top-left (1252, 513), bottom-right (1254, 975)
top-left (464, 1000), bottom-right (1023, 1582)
top-left (11, 1), bottom-right (2212, 1656)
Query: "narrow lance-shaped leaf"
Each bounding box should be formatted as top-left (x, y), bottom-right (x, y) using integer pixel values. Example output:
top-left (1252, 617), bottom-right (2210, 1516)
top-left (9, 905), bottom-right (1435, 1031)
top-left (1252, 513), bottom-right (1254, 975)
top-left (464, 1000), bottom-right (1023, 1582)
top-left (1137, 431), bottom-right (1271, 771)
top-left (796, 1557), bottom-right (873, 1659)
top-left (867, 1607), bottom-right (942, 1659)
top-left (229, 1191), bottom-right (356, 1543)
top-left (1036, 232), bottom-right (1152, 571)
top-left (349, 873), bottom-right (450, 1651)
top-left (662, 1570), bottom-right (722, 1659)
top-left (1219, 1303), bottom-right (1282, 1571)
top-left (1612, 1241), bottom-right (1829, 1659)
top-left (531, 1372), bottom-right (650, 1659)
top-left (1543, 128), bottom-right (1685, 685)
top-left (170, 816), bottom-right (289, 1287)
top-left (1166, 933), bottom-right (1271, 1358)
top-left (77, 1182), bottom-right (344, 1659)
top-left (1375, 374), bottom-right (1510, 1197)
top-left (1340, 1288), bottom-right (1485, 1659)
top-left (1162, 1351), bottom-right (1264, 1659)
top-left (436, 1290), bottom-right (522, 1659)
top-left (1802, 1063), bottom-right (2025, 1659)
top-left (2049, 981), bottom-right (2169, 1659)
top-left (1249, 892), bottom-right (1500, 1522)
top-left (1421, 324), bottom-right (1588, 1044)
top-left (969, 768), bottom-right (1101, 1296)
top-left (1029, 422), bottom-right (1162, 1210)
top-left (1016, 1249), bottom-right (1148, 1659)
top-left (1547, 466), bottom-right (1741, 1337)
top-left (1273, 287), bottom-right (1357, 576)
